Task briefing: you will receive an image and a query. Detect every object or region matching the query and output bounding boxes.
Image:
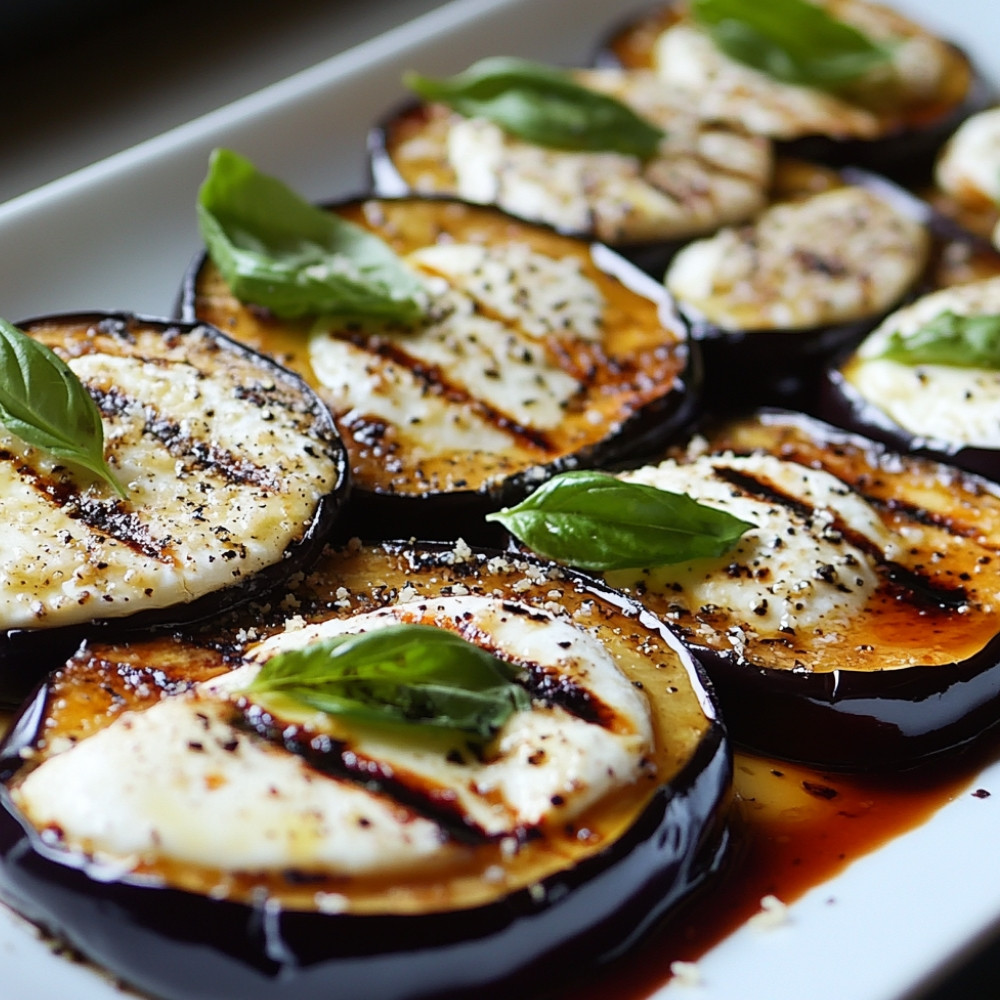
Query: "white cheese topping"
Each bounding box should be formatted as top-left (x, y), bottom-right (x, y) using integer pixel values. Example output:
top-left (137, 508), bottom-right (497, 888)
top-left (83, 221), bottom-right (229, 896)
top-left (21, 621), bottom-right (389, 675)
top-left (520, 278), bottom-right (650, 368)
top-left (409, 242), bottom-right (604, 341)
top-left (652, 0), bottom-right (952, 141)
top-left (935, 107), bottom-right (1000, 212)
top-left (238, 596), bottom-right (653, 835)
top-left (14, 595), bottom-right (653, 876)
top-left (0, 341), bottom-right (339, 631)
top-left (610, 452), bottom-right (897, 637)
top-left (665, 185), bottom-right (928, 330)
top-left (14, 693), bottom-right (450, 876)
top-left (652, 23), bottom-right (880, 141)
top-left (848, 277), bottom-right (1000, 449)
top-left (444, 68), bottom-right (772, 244)
top-left (310, 240), bottom-right (604, 447)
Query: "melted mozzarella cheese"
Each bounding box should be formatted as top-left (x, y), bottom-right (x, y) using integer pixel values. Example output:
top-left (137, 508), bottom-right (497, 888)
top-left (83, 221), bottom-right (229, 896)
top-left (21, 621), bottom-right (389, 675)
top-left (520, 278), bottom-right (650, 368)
top-left (310, 241), bottom-right (602, 444)
top-left (410, 243), bottom-right (603, 341)
top-left (308, 334), bottom-right (516, 457)
top-left (652, 24), bottom-right (880, 141)
top-left (238, 596), bottom-right (653, 836)
top-left (13, 694), bottom-right (450, 876)
top-left (444, 69), bottom-right (771, 244)
top-left (608, 452), bottom-right (897, 637)
top-left (848, 277), bottom-right (1000, 449)
top-left (935, 107), bottom-right (1000, 211)
top-left (653, 0), bottom-right (953, 141)
top-left (665, 186), bottom-right (928, 330)
top-left (0, 342), bottom-right (340, 631)
top-left (14, 596), bottom-right (653, 875)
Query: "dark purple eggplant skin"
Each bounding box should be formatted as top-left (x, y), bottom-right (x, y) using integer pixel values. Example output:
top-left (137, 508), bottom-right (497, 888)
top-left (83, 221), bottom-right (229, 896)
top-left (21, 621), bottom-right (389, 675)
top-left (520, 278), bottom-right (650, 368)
top-left (591, 5), bottom-right (996, 187)
top-left (0, 312), bottom-right (350, 707)
top-left (777, 63), bottom-right (996, 186)
top-left (0, 544), bottom-right (731, 1000)
top-left (366, 103), bottom-right (687, 280)
top-left (673, 167), bottom-right (937, 414)
top-left (689, 635), bottom-right (1000, 771)
top-left (683, 309), bottom-right (881, 415)
top-left (653, 408), bottom-right (1000, 770)
top-left (820, 365), bottom-right (1000, 485)
top-left (0, 733), bottom-right (729, 1000)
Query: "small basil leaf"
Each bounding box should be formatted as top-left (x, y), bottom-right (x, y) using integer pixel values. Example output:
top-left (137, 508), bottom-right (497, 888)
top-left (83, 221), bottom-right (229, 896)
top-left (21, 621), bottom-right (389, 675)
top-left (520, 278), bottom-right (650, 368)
top-left (0, 318), bottom-right (126, 498)
top-left (198, 148), bottom-right (428, 322)
top-left (486, 469), bottom-right (754, 571)
top-left (875, 310), bottom-right (1000, 369)
top-left (404, 56), bottom-right (664, 158)
top-left (691, 0), bottom-right (892, 90)
top-left (245, 624), bottom-right (531, 740)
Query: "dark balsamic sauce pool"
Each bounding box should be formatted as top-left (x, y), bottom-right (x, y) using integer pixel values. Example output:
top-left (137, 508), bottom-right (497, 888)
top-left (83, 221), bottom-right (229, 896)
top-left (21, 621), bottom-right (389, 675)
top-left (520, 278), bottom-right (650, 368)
top-left (551, 738), bottom-right (998, 1000)
top-left (0, 713), bottom-right (995, 1000)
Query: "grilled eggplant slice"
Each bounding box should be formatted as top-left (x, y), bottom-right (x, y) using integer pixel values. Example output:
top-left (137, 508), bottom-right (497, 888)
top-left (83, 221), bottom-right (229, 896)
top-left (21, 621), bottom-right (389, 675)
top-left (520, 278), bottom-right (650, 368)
top-left (0, 540), bottom-right (730, 1000)
top-left (181, 196), bottom-right (697, 544)
top-left (536, 409), bottom-right (1000, 769)
top-left (597, 0), bottom-right (992, 182)
top-left (369, 68), bottom-right (773, 275)
top-left (665, 166), bottom-right (932, 410)
top-left (823, 275), bottom-right (1000, 481)
top-left (0, 312), bottom-right (348, 703)
top-left (930, 105), bottom-right (1000, 248)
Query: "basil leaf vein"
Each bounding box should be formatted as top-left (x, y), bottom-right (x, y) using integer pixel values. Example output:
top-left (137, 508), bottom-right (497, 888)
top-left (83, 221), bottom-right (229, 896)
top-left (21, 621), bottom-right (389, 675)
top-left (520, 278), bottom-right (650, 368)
top-left (691, 0), bottom-right (892, 90)
top-left (486, 469), bottom-right (755, 571)
top-left (404, 56), bottom-right (664, 158)
top-left (245, 624), bottom-right (531, 740)
top-left (198, 148), bottom-right (428, 322)
top-left (875, 310), bottom-right (1000, 369)
top-left (0, 318), bottom-right (126, 497)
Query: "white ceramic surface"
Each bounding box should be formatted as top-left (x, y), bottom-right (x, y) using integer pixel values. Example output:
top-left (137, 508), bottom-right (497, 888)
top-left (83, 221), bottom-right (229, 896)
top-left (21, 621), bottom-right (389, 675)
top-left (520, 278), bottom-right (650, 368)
top-left (1, 1), bottom-right (999, 998)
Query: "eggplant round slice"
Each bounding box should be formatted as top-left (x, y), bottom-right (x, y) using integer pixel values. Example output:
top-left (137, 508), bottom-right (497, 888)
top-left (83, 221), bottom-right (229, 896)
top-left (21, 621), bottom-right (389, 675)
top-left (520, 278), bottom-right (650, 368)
top-left (823, 274), bottom-right (1000, 481)
top-left (368, 69), bottom-right (773, 276)
top-left (0, 312), bottom-right (348, 703)
top-left (930, 105), bottom-right (1000, 249)
top-left (577, 410), bottom-right (1000, 769)
top-left (665, 167), bottom-right (932, 411)
top-left (596, 0), bottom-right (993, 183)
top-left (0, 541), bottom-right (731, 1000)
top-left (181, 196), bottom-right (697, 544)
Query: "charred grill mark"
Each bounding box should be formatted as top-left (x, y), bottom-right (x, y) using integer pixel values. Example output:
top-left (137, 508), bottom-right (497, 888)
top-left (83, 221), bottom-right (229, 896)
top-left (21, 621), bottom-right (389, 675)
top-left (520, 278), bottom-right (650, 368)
top-left (868, 493), bottom-right (997, 543)
top-left (883, 560), bottom-right (970, 610)
top-left (341, 332), bottom-right (558, 452)
top-left (711, 464), bottom-right (814, 520)
top-left (710, 460), bottom-right (970, 610)
top-left (456, 601), bottom-right (616, 728)
top-left (90, 385), bottom-right (280, 490)
top-left (0, 448), bottom-right (169, 560)
top-left (237, 706), bottom-right (490, 845)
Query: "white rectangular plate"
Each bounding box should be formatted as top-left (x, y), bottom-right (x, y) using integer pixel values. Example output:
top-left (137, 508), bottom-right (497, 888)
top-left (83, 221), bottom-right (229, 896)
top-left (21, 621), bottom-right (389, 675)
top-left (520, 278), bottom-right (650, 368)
top-left (2, 1), bottom-right (999, 998)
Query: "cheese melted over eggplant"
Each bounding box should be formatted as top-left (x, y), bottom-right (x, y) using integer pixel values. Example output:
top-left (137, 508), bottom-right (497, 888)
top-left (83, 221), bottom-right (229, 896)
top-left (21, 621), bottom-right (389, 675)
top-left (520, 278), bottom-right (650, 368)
top-left (0, 317), bottom-right (343, 633)
top-left (604, 414), bottom-right (1000, 674)
top-left (665, 185), bottom-right (929, 330)
top-left (936, 107), bottom-right (1000, 211)
top-left (190, 198), bottom-right (689, 499)
top-left (381, 69), bottom-right (772, 245)
top-left (649, 0), bottom-right (960, 141)
top-left (845, 277), bottom-right (1000, 449)
top-left (6, 528), bottom-right (728, 918)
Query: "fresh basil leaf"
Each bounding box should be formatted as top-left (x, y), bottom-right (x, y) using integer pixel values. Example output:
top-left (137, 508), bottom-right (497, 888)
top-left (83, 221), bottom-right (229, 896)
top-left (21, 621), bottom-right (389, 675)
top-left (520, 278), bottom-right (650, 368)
top-left (691, 0), bottom-right (892, 90)
top-left (0, 318), bottom-right (126, 498)
top-left (198, 148), bottom-right (428, 322)
top-left (404, 56), bottom-right (664, 158)
top-left (486, 469), bottom-right (754, 571)
top-left (876, 310), bottom-right (1000, 369)
top-left (245, 624), bottom-right (531, 740)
